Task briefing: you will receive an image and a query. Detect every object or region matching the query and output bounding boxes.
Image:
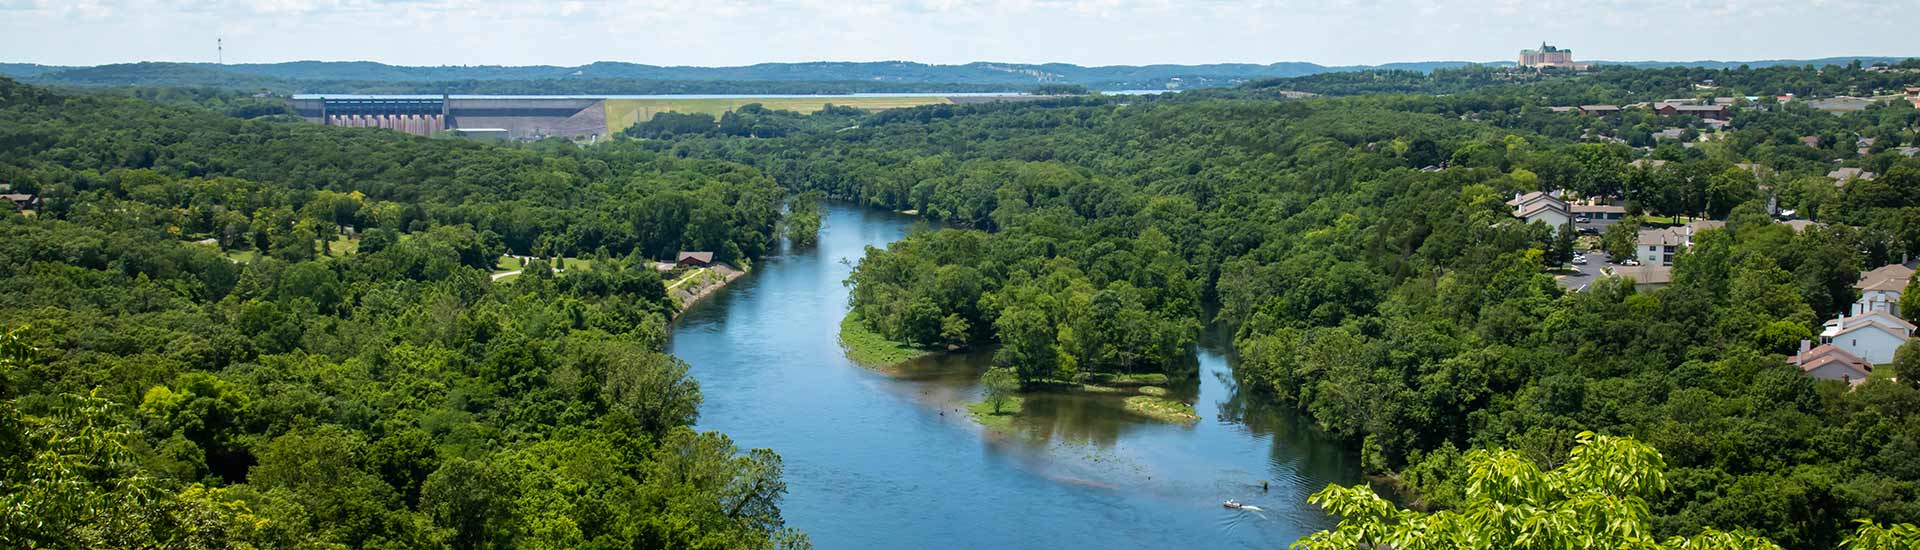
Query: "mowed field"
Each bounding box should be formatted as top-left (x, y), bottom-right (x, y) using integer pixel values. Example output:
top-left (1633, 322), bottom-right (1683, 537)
top-left (602, 96), bottom-right (954, 135)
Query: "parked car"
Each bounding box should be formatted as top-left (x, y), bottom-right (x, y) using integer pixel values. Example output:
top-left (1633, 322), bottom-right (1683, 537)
top-left (1574, 215), bottom-right (1591, 223)
top-left (1621, 259), bottom-right (1640, 266)
top-left (1572, 255), bottom-right (1587, 265)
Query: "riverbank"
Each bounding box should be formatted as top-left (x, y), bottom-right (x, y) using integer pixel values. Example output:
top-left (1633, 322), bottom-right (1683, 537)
top-left (837, 313), bottom-right (936, 368)
top-left (668, 263), bottom-right (745, 314)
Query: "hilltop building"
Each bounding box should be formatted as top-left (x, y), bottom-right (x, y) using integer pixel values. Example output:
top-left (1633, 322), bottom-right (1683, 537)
top-left (1519, 43), bottom-right (1588, 70)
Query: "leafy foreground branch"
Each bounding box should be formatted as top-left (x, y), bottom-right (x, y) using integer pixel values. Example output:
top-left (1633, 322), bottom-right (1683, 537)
top-left (1295, 432), bottom-right (1919, 550)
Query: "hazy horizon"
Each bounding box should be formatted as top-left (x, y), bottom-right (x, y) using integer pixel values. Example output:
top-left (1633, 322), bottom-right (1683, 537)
top-left (1, 1), bottom-right (1912, 68)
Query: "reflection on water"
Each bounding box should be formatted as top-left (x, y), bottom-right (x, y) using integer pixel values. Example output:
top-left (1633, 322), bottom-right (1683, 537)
top-left (670, 204), bottom-right (1363, 549)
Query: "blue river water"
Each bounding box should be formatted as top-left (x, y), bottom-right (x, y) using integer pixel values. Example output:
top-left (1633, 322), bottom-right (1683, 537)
top-left (669, 205), bottom-right (1360, 549)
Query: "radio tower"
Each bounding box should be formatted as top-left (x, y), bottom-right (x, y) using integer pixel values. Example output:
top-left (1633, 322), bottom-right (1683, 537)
top-left (217, 38), bottom-right (223, 64)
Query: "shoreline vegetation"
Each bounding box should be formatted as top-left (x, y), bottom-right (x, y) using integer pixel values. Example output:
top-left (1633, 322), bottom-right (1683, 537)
top-left (966, 396), bottom-right (1025, 430)
top-left (1122, 394), bottom-right (1200, 424)
top-left (838, 312), bottom-right (936, 368)
top-left (668, 263), bottom-right (746, 314)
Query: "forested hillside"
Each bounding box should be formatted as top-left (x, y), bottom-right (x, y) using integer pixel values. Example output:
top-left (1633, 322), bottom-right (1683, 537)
top-left (636, 61), bottom-right (1920, 547)
top-left (1241, 58), bottom-right (1920, 98)
top-left (0, 78), bottom-right (806, 548)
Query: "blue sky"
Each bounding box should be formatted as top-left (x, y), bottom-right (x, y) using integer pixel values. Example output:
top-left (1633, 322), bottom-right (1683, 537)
top-left (0, 0), bottom-right (1911, 67)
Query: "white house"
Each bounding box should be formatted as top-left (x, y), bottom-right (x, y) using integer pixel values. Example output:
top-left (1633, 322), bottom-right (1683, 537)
top-left (1853, 263), bottom-right (1914, 317)
top-left (1821, 310), bottom-right (1914, 365)
top-left (1509, 191), bottom-right (1571, 233)
top-left (1635, 220), bottom-right (1724, 266)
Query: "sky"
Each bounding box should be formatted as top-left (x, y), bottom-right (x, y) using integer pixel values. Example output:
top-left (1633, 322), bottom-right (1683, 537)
top-left (0, 0), bottom-right (1912, 68)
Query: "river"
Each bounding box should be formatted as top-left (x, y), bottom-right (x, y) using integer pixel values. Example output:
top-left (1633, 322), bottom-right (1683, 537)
top-left (669, 204), bottom-right (1361, 549)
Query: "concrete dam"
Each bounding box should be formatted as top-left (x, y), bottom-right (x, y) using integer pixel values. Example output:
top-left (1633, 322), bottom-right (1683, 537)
top-left (291, 95), bottom-right (607, 140)
top-left (289, 93), bottom-right (1050, 140)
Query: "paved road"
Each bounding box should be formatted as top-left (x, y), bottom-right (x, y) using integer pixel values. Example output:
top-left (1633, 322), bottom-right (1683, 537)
top-left (1555, 250), bottom-right (1609, 291)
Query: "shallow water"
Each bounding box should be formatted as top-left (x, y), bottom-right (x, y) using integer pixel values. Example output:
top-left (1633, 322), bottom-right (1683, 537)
top-left (669, 205), bottom-right (1361, 549)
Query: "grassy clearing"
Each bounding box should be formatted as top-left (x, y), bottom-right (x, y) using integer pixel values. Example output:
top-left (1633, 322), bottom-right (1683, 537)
top-left (1138, 386), bottom-right (1169, 397)
top-left (495, 255), bottom-right (524, 272)
top-left (666, 267), bottom-right (716, 292)
top-left (324, 235), bottom-right (357, 256)
top-left (604, 96), bottom-right (954, 135)
top-left (967, 396), bottom-right (1025, 431)
top-left (838, 312), bottom-right (935, 368)
top-left (1123, 395), bottom-right (1199, 424)
top-left (223, 249), bottom-right (257, 264)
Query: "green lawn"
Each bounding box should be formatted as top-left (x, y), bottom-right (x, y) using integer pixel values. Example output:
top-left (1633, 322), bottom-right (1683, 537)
top-left (838, 312), bottom-right (935, 368)
top-left (493, 256), bottom-right (592, 274)
top-left (223, 249), bottom-right (257, 264)
top-left (966, 396), bottom-right (1025, 431)
top-left (495, 255), bottom-right (524, 272)
top-left (324, 234), bottom-right (357, 256)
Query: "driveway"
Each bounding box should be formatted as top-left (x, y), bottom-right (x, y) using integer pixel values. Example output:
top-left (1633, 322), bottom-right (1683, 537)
top-left (1555, 250), bottom-right (1609, 291)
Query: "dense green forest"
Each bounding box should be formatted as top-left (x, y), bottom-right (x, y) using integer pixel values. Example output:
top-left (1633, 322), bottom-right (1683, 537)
top-left (628, 60), bottom-right (1920, 547)
top-left (0, 77), bottom-right (808, 548)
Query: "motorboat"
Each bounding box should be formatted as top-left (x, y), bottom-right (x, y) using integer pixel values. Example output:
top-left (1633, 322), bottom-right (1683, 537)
top-left (1223, 499), bottom-right (1243, 509)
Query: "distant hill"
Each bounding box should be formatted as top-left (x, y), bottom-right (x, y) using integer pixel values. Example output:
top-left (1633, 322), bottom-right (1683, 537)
top-left (0, 63), bottom-right (67, 78)
top-left (2, 57), bottom-right (1911, 93)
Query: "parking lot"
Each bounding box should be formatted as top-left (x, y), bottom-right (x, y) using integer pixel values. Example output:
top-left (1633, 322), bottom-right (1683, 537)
top-left (1555, 250), bottom-right (1609, 291)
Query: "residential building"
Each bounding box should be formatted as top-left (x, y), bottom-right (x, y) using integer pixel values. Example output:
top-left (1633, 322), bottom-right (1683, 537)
top-left (1635, 220), bottom-right (1723, 266)
top-left (1571, 204), bottom-right (1626, 222)
top-left (1508, 191), bottom-right (1570, 233)
top-left (1578, 105), bottom-right (1622, 117)
top-left (1629, 158), bottom-right (1669, 169)
top-left (3, 193), bottom-right (36, 211)
top-left (1789, 341), bottom-right (1873, 385)
top-left (1608, 264), bottom-right (1672, 292)
top-left (1821, 310), bottom-right (1914, 365)
top-left (1853, 263), bottom-right (1914, 316)
top-left (1829, 167), bottom-right (1876, 184)
top-left (1654, 103), bottom-right (1729, 120)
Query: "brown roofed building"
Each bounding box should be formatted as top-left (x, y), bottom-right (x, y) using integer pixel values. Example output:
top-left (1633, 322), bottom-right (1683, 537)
top-left (1853, 263), bottom-right (1914, 316)
top-left (675, 251), bottom-right (715, 268)
top-left (1789, 341), bottom-right (1873, 385)
top-left (1578, 105), bottom-right (1622, 117)
top-left (1655, 103), bottom-right (1729, 120)
top-left (3, 193), bottom-right (37, 211)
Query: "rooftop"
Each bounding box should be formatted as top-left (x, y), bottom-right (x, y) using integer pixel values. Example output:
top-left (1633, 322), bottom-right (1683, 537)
top-left (1856, 263), bottom-right (1915, 292)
